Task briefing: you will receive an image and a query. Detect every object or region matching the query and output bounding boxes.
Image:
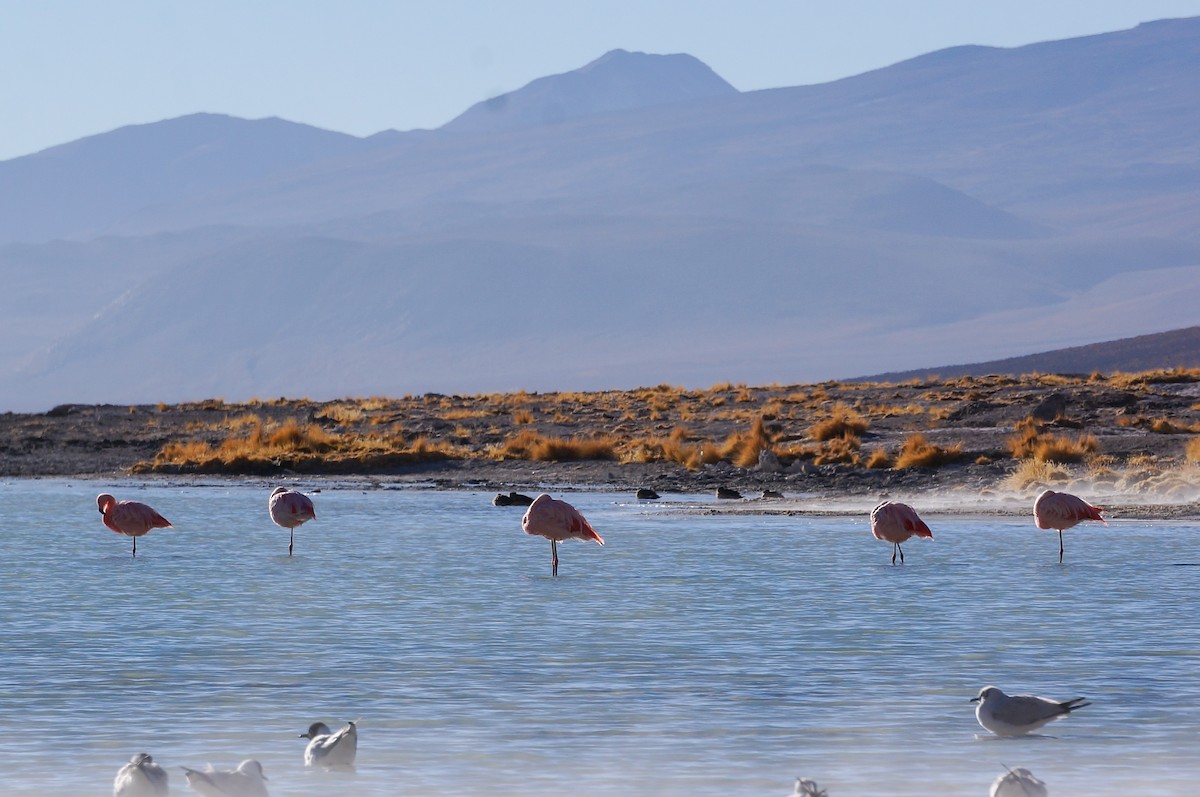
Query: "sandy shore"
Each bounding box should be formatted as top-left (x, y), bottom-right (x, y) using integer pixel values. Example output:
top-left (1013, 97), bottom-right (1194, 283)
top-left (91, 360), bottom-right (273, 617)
top-left (3, 375), bottom-right (1199, 517)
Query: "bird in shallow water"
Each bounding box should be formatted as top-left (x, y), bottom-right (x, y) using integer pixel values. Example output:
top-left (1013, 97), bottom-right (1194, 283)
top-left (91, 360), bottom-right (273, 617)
top-left (972, 685), bottom-right (1090, 737)
top-left (182, 759), bottom-right (269, 797)
top-left (990, 766), bottom-right (1049, 797)
top-left (113, 752), bottom-right (169, 797)
top-left (869, 501), bottom-right (933, 565)
top-left (97, 493), bottom-right (172, 557)
top-left (1033, 489), bottom-right (1105, 563)
top-left (792, 777), bottom-right (829, 796)
top-left (269, 486), bottom-right (316, 556)
top-left (520, 493), bottom-right (604, 576)
top-left (300, 720), bottom-right (358, 768)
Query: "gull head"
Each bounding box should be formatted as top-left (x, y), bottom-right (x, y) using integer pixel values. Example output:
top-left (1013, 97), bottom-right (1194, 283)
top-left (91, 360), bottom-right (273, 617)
top-left (301, 722), bottom-right (332, 739)
top-left (972, 685), bottom-right (1002, 703)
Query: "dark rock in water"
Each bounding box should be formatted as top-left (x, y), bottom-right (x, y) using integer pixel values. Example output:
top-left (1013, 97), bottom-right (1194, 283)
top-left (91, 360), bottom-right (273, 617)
top-left (760, 489), bottom-right (784, 499)
top-left (492, 491), bottom-right (535, 507)
top-left (636, 488), bottom-right (660, 500)
top-left (716, 487), bottom-right (743, 500)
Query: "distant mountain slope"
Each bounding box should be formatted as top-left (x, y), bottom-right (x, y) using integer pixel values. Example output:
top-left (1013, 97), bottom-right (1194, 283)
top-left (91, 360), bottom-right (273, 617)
top-left (442, 49), bottom-right (737, 133)
top-left (860, 326), bottom-right (1200, 382)
top-left (0, 114), bottom-right (377, 243)
top-left (3, 20), bottom-right (1200, 410)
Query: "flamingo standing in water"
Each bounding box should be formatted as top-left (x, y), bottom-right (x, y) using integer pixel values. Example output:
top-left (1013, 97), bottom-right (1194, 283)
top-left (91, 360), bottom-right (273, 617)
top-left (870, 501), bottom-right (933, 565)
top-left (97, 494), bottom-right (172, 557)
top-left (521, 494), bottom-right (604, 576)
top-left (1034, 489), bottom-right (1105, 563)
top-left (269, 487), bottom-right (316, 556)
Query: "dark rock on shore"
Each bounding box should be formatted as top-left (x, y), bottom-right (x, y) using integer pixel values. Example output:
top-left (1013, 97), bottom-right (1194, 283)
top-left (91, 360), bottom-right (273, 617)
top-left (493, 491), bottom-right (535, 506)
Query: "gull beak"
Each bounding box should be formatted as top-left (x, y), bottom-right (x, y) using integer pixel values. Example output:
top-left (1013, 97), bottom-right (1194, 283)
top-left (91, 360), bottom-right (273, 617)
top-left (969, 696), bottom-right (981, 702)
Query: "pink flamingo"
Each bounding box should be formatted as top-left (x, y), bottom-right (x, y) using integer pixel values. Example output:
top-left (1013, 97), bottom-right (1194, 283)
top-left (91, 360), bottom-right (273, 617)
top-left (269, 487), bottom-right (316, 556)
top-left (1034, 489), bottom-right (1106, 563)
top-left (870, 501), bottom-right (933, 565)
top-left (96, 493), bottom-right (172, 557)
top-left (521, 493), bottom-right (604, 576)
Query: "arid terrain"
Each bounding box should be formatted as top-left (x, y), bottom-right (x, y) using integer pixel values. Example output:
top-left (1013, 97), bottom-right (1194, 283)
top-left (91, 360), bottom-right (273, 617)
top-left (3, 370), bottom-right (1200, 516)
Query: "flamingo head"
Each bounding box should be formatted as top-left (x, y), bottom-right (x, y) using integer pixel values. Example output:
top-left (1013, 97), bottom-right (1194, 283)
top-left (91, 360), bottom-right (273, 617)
top-left (96, 493), bottom-right (116, 514)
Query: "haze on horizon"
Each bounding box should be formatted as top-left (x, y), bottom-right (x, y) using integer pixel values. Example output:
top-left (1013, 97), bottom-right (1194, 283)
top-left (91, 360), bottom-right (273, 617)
top-left (6, 0), bottom-right (1200, 161)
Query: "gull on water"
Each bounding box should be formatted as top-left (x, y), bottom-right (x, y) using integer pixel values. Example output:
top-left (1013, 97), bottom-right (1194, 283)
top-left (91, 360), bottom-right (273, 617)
top-left (792, 777), bottom-right (829, 796)
top-left (182, 759), bottom-right (269, 797)
top-left (990, 766), bottom-right (1049, 797)
top-left (113, 753), bottom-right (169, 797)
top-left (300, 720), bottom-right (358, 767)
top-left (972, 685), bottom-right (1090, 737)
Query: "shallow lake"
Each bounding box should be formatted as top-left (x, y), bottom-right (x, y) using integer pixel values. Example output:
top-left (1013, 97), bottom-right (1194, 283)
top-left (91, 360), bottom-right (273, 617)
top-left (2, 479), bottom-right (1197, 796)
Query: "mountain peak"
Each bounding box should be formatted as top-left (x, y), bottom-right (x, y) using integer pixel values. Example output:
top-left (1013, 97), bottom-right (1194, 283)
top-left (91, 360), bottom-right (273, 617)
top-left (441, 49), bottom-right (737, 134)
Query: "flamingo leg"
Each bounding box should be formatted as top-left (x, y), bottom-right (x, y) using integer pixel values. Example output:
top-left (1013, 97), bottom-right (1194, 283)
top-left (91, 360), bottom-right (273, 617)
top-left (289, 528), bottom-right (294, 557)
top-left (551, 539), bottom-right (559, 577)
top-left (898, 542), bottom-right (905, 564)
top-left (132, 536), bottom-right (137, 558)
top-left (891, 543), bottom-right (898, 565)
top-left (1059, 530), bottom-right (1064, 563)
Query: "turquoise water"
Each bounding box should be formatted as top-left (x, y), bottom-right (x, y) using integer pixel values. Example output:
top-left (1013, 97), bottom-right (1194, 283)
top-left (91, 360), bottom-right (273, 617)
top-left (2, 479), bottom-right (1198, 796)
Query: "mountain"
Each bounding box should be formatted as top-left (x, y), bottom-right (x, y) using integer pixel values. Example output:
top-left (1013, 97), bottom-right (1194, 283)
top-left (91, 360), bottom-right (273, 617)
top-left (2, 19), bottom-right (1200, 411)
top-left (858, 326), bottom-right (1200, 382)
top-left (0, 113), bottom-right (380, 243)
top-left (442, 49), bottom-right (738, 134)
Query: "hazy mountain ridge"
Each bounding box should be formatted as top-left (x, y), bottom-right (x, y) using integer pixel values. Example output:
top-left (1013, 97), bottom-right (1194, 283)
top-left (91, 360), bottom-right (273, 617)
top-left (443, 49), bottom-right (738, 133)
top-left (860, 326), bottom-right (1200, 382)
top-left (2, 18), bottom-right (1200, 410)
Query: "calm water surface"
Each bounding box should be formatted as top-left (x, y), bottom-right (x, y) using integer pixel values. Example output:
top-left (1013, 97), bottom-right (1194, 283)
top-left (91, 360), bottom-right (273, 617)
top-left (1, 479), bottom-right (1198, 796)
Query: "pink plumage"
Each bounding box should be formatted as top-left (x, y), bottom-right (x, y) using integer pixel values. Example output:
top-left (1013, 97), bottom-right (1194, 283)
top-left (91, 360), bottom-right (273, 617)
top-left (521, 493), bottom-right (603, 576)
top-left (1034, 489), bottom-right (1106, 562)
top-left (870, 501), bottom-right (933, 565)
top-left (97, 493), bottom-right (171, 557)
top-left (270, 486), bottom-right (316, 556)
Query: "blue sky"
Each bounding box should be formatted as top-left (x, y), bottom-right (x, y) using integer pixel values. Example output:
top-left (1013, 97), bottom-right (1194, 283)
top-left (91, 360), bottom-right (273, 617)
top-left (4, 0), bottom-right (1200, 161)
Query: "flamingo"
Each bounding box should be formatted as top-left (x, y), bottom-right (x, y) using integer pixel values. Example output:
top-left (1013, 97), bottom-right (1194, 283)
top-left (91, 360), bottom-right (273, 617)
top-left (182, 760), bottom-right (269, 797)
top-left (520, 493), bottom-right (604, 576)
top-left (300, 720), bottom-right (358, 768)
top-left (972, 685), bottom-right (1089, 737)
top-left (97, 494), bottom-right (172, 557)
top-left (114, 752), bottom-right (169, 797)
top-left (869, 501), bottom-right (933, 565)
top-left (269, 487), bottom-right (316, 556)
top-left (1034, 489), bottom-right (1106, 563)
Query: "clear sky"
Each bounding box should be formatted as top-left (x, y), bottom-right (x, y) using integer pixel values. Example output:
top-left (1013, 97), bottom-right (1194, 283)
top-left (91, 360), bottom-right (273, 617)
top-left (4, 0), bottom-right (1200, 162)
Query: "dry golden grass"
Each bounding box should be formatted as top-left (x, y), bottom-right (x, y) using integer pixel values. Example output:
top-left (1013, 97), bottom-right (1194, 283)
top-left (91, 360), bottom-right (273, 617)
top-left (1188, 437), bottom-right (1200, 463)
top-left (893, 434), bottom-right (964, 469)
top-left (495, 430), bottom-right (617, 462)
top-left (1109, 367), bottom-right (1200, 388)
top-left (1008, 418), bottom-right (1099, 463)
top-left (138, 416), bottom-right (462, 474)
top-left (717, 417), bottom-right (773, 468)
top-left (1006, 459), bottom-right (1069, 490)
top-left (126, 367), bottom-right (1200, 476)
top-left (809, 403), bottom-right (869, 442)
top-left (812, 435), bottom-right (861, 466)
top-left (865, 448), bottom-right (892, 469)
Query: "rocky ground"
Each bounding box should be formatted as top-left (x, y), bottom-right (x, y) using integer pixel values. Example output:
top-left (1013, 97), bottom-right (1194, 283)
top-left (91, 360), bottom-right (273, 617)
top-left (2, 373), bottom-right (1199, 516)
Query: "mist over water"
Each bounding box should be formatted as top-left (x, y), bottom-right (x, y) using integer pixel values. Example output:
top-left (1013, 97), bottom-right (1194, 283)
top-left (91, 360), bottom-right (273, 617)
top-left (2, 480), bottom-right (1198, 796)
